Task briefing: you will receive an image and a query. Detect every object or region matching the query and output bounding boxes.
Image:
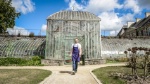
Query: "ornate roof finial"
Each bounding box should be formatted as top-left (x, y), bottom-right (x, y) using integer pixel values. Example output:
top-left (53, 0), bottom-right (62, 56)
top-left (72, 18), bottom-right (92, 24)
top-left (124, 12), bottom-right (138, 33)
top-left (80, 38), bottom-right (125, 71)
top-left (72, 5), bottom-right (75, 11)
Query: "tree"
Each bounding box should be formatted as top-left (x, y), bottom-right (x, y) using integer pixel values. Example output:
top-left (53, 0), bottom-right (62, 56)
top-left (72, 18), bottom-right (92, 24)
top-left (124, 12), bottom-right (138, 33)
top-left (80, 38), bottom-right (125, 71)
top-left (0, 0), bottom-right (20, 33)
top-left (29, 32), bottom-right (34, 37)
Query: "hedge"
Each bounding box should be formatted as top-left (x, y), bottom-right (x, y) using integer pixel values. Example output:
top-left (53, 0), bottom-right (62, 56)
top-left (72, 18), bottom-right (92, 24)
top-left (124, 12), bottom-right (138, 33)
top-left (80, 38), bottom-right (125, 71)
top-left (0, 56), bottom-right (43, 66)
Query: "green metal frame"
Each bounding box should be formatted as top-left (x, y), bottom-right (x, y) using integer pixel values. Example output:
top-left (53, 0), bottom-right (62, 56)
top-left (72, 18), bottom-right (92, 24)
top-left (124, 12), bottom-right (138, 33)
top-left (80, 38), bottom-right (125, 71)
top-left (46, 20), bottom-right (101, 60)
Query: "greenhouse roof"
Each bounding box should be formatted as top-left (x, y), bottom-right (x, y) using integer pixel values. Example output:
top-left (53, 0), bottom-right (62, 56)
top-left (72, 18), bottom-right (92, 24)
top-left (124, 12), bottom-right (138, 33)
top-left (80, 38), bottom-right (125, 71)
top-left (47, 11), bottom-right (100, 21)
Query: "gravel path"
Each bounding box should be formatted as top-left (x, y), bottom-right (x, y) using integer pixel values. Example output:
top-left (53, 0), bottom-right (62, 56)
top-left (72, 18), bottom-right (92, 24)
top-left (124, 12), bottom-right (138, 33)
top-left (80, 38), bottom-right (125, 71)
top-left (0, 63), bottom-right (126, 84)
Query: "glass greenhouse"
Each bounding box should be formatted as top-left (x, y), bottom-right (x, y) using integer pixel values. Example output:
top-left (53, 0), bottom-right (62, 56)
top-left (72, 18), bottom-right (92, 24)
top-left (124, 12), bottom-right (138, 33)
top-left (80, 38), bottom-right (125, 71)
top-left (45, 11), bottom-right (101, 63)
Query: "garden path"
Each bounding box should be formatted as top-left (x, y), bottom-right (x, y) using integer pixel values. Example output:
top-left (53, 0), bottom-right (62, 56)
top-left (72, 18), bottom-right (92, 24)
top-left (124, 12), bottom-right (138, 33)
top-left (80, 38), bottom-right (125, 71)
top-left (0, 63), bottom-right (126, 84)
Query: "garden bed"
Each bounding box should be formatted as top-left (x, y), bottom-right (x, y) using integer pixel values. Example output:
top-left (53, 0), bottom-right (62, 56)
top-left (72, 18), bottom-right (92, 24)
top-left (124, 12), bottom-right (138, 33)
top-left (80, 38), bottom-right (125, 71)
top-left (92, 66), bottom-right (147, 84)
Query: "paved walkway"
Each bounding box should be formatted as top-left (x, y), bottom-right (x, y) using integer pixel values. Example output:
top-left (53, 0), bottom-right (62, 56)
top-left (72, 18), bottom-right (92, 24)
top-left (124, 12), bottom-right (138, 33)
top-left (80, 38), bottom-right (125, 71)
top-left (0, 63), bottom-right (126, 84)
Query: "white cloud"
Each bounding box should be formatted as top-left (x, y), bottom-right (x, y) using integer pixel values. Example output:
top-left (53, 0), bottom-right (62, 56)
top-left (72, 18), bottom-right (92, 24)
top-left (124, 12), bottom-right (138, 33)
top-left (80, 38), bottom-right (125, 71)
top-left (11, 0), bottom-right (35, 14)
top-left (67, 0), bottom-right (84, 11)
top-left (7, 26), bottom-right (30, 36)
top-left (66, 0), bottom-right (122, 13)
top-left (85, 0), bottom-right (122, 14)
top-left (41, 24), bottom-right (47, 32)
top-left (120, 13), bottom-right (135, 22)
top-left (137, 0), bottom-right (150, 9)
top-left (65, 0), bottom-right (142, 36)
top-left (66, 0), bottom-right (126, 32)
top-left (99, 12), bottom-right (134, 32)
top-left (123, 0), bottom-right (140, 14)
top-left (99, 12), bottom-right (134, 36)
top-left (123, 0), bottom-right (150, 14)
top-left (110, 30), bottom-right (116, 36)
top-left (99, 12), bottom-right (123, 31)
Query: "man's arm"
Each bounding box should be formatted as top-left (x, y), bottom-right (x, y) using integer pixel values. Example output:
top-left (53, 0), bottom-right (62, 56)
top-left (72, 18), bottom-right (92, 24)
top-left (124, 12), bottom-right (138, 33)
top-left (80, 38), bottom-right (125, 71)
top-left (70, 44), bottom-right (73, 56)
top-left (79, 48), bottom-right (82, 57)
top-left (79, 44), bottom-right (82, 57)
top-left (70, 48), bottom-right (73, 56)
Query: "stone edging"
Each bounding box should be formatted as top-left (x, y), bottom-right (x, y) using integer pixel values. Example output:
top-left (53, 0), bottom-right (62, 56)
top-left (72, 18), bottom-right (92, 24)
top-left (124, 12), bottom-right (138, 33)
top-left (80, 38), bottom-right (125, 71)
top-left (90, 70), bottom-right (102, 84)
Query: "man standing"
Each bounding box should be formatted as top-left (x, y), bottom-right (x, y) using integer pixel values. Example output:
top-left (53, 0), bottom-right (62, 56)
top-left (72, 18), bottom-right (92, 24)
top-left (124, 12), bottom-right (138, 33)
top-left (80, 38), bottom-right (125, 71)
top-left (71, 38), bottom-right (82, 75)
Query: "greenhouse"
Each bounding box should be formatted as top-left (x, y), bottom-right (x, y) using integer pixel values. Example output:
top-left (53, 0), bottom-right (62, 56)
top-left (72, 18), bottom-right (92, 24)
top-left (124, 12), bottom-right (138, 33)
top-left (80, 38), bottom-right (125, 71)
top-left (0, 37), bottom-right (45, 58)
top-left (45, 10), bottom-right (102, 65)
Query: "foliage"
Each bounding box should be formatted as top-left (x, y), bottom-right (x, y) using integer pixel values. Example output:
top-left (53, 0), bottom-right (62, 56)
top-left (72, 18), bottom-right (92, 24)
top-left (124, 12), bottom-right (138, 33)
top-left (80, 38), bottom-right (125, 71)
top-left (126, 56), bottom-right (145, 69)
top-left (106, 57), bottom-right (129, 63)
top-left (125, 47), bottom-right (150, 80)
top-left (96, 47), bottom-right (150, 84)
top-left (0, 57), bottom-right (26, 66)
top-left (29, 32), bottom-right (34, 37)
top-left (93, 66), bottom-right (144, 84)
top-left (0, 56), bottom-right (42, 66)
top-left (17, 33), bottom-right (21, 37)
top-left (26, 56), bottom-right (41, 66)
top-left (0, 69), bottom-right (51, 84)
top-left (114, 57), bottom-right (129, 62)
top-left (93, 66), bottom-right (127, 84)
top-left (0, 0), bottom-right (20, 33)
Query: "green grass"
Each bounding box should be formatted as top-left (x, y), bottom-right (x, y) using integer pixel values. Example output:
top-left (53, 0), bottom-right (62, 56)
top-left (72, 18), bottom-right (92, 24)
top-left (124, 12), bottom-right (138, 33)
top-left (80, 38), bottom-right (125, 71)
top-left (0, 69), bottom-right (52, 84)
top-left (106, 57), bottom-right (129, 63)
top-left (106, 60), bottom-right (121, 63)
top-left (92, 66), bottom-right (143, 84)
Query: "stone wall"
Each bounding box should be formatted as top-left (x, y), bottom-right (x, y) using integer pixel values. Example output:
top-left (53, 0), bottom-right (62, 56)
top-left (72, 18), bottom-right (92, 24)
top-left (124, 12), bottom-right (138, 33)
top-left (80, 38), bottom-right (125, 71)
top-left (41, 59), bottom-right (64, 66)
top-left (85, 59), bottom-right (106, 65)
top-left (41, 59), bottom-right (106, 66)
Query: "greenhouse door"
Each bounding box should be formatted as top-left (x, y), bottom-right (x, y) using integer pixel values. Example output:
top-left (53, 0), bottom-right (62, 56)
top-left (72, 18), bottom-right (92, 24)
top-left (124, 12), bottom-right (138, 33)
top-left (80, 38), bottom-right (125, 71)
top-left (64, 36), bottom-right (85, 64)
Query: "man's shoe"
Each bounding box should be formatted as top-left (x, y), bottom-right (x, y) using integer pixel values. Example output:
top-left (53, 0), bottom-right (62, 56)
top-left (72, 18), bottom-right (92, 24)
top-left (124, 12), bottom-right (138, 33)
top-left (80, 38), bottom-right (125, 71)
top-left (72, 71), bottom-right (75, 75)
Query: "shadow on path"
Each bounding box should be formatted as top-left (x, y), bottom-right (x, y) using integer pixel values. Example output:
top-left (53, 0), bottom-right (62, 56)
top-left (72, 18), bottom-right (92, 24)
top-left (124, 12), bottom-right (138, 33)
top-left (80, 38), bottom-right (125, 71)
top-left (59, 71), bottom-right (73, 75)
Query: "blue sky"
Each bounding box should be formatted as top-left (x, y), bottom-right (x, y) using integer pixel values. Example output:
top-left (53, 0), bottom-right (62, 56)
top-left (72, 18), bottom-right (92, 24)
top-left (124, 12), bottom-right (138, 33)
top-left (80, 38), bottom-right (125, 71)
top-left (15, 0), bottom-right (68, 29)
top-left (8, 0), bottom-right (150, 36)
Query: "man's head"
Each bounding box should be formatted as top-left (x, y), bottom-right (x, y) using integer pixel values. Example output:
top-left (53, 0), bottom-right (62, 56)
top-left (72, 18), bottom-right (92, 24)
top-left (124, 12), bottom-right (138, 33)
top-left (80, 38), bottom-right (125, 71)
top-left (74, 38), bottom-right (79, 43)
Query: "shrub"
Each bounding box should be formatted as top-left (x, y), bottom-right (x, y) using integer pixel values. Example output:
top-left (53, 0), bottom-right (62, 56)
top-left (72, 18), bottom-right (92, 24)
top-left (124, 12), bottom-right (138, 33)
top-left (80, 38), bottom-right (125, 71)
top-left (32, 56), bottom-right (41, 61)
top-left (113, 57), bottom-right (129, 62)
top-left (106, 57), bottom-right (129, 63)
top-left (26, 56), bottom-right (41, 66)
top-left (0, 56), bottom-right (42, 66)
top-left (17, 33), bottom-right (21, 37)
top-left (29, 32), bottom-right (34, 37)
top-left (106, 58), bottom-right (114, 63)
top-left (0, 58), bottom-right (27, 66)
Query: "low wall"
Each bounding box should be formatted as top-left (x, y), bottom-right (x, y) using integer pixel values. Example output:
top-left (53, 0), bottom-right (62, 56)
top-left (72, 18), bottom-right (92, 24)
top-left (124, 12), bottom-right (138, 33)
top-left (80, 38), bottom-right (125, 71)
top-left (85, 59), bottom-right (106, 65)
top-left (41, 59), bottom-right (64, 66)
top-left (41, 59), bottom-right (106, 66)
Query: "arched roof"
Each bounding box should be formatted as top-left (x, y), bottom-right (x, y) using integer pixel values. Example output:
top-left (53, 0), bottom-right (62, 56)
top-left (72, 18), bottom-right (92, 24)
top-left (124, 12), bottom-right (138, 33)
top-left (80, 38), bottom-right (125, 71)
top-left (47, 11), bottom-right (100, 21)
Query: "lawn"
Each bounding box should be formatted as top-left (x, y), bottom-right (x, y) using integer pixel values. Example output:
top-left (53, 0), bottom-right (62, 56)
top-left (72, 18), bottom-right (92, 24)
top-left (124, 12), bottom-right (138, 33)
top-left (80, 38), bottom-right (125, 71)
top-left (0, 69), bottom-right (51, 84)
top-left (92, 66), bottom-right (143, 84)
top-left (106, 57), bottom-right (129, 63)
